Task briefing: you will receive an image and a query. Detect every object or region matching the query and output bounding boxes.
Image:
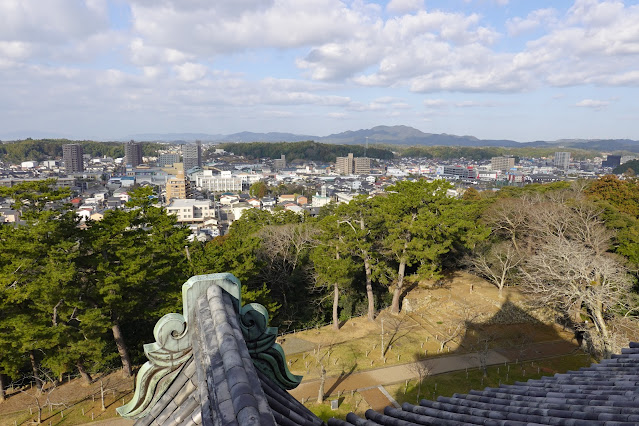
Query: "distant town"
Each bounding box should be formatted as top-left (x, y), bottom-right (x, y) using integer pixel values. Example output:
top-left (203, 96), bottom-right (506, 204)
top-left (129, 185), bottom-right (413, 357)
top-left (0, 140), bottom-right (634, 240)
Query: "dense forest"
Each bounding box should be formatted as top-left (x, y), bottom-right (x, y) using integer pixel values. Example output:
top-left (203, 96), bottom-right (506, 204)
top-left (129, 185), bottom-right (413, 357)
top-left (218, 140), bottom-right (395, 162)
top-left (0, 176), bottom-right (638, 401)
top-left (614, 159), bottom-right (639, 175)
top-left (0, 139), bottom-right (162, 163)
top-left (396, 145), bottom-right (600, 161)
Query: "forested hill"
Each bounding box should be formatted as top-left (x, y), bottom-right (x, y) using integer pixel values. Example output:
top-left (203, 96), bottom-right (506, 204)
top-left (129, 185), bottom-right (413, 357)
top-left (0, 139), bottom-right (162, 163)
top-left (218, 140), bottom-right (394, 162)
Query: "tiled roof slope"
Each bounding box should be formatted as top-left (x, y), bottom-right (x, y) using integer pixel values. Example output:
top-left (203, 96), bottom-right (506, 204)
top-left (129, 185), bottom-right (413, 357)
top-left (329, 342), bottom-right (639, 426)
top-left (118, 274), bottom-right (324, 426)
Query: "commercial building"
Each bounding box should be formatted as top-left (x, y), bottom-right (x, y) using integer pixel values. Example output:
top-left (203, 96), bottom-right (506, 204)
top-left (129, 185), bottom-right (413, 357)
top-left (124, 141), bottom-right (143, 167)
top-left (62, 144), bottom-right (84, 173)
top-left (182, 141), bottom-right (202, 171)
top-left (491, 156), bottom-right (515, 171)
top-left (158, 153), bottom-right (180, 167)
top-left (196, 170), bottom-right (242, 192)
top-left (554, 152), bottom-right (571, 170)
top-left (438, 165), bottom-right (478, 179)
top-left (602, 155), bottom-right (621, 168)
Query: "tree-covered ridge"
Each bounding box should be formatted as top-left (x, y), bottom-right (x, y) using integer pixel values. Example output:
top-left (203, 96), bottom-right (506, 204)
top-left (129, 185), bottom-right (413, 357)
top-left (218, 140), bottom-right (394, 162)
top-left (613, 159), bottom-right (639, 175)
top-left (0, 139), bottom-right (163, 163)
top-left (396, 145), bottom-right (600, 161)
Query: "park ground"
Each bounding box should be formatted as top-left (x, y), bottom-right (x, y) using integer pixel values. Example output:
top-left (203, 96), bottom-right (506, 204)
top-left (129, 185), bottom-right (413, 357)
top-left (0, 273), bottom-right (602, 425)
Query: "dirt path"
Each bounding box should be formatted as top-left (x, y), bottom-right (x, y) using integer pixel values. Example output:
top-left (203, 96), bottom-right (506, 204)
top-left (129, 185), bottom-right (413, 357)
top-left (289, 339), bottom-right (578, 402)
top-left (359, 388), bottom-right (396, 412)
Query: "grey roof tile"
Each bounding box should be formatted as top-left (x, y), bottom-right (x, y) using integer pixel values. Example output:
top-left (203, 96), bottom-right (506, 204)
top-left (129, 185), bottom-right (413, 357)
top-left (125, 275), bottom-right (325, 425)
top-left (336, 343), bottom-right (639, 426)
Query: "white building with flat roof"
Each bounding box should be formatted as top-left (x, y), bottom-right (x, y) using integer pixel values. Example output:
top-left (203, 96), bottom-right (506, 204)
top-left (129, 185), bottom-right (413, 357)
top-left (166, 199), bottom-right (214, 224)
top-left (196, 170), bottom-right (242, 192)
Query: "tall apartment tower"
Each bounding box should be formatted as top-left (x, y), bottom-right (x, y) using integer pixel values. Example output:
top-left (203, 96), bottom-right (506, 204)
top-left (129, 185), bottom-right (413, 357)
top-left (354, 157), bottom-right (371, 174)
top-left (166, 168), bottom-right (192, 202)
top-left (336, 153), bottom-right (354, 175)
top-left (124, 141), bottom-right (143, 167)
top-left (62, 144), bottom-right (84, 173)
top-left (491, 156), bottom-right (515, 171)
top-left (554, 152), bottom-right (571, 170)
top-left (273, 154), bottom-right (286, 170)
top-left (183, 140), bottom-right (202, 171)
top-left (336, 153), bottom-right (370, 175)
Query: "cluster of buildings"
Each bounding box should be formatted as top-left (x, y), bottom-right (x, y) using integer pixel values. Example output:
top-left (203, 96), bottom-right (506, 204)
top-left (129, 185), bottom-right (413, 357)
top-left (1, 140), bottom-right (635, 239)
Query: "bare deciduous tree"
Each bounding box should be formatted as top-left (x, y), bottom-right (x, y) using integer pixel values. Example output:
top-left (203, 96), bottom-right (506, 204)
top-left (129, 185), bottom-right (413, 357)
top-left (313, 342), bottom-right (335, 404)
top-left (482, 198), bottom-right (532, 253)
top-left (469, 241), bottom-right (523, 298)
top-left (17, 369), bottom-right (68, 424)
top-left (468, 328), bottom-right (499, 378)
top-left (407, 358), bottom-right (432, 403)
top-left (519, 201), bottom-right (632, 358)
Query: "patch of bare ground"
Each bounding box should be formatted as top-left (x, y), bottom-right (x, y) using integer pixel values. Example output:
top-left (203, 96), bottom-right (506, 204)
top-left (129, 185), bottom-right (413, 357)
top-left (0, 369), bottom-right (134, 424)
top-left (285, 272), bottom-right (577, 381)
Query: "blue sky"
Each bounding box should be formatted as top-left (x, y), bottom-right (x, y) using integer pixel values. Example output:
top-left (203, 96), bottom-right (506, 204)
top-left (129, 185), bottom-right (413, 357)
top-left (1, 0), bottom-right (639, 142)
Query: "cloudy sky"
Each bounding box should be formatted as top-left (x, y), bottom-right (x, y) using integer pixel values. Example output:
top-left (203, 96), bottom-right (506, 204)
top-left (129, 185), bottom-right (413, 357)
top-left (2, 0), bottom-right (639, 141)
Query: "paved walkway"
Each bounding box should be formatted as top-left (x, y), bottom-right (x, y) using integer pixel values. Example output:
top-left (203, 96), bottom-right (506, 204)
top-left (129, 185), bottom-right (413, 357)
top-left (289, 340), bottom-right (579, 404)
top-left (78, 419), bottom-right (134, 425)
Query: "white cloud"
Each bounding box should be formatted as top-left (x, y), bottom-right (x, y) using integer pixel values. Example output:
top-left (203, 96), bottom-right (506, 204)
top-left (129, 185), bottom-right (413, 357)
top-left (386, 0), bottom-right (424, 15)
top-left (173, 62), bottom-right (208, 82)
top-left (129, 0), bottom-right (369, 61)
top-left (0, 0), bottom-right (109, 44)
top-left (423, 99), bottom-right (447, 107)
top-left (575, 99), bottom-right (610, 108)
top-left (263, 110), bottom-right (294, 118)
top-left (2, 0), bottom-right (639, 139)
top-left (506, 8), bottom-right (557, 37)
top-left (454, 100), bottom-right (498, 108)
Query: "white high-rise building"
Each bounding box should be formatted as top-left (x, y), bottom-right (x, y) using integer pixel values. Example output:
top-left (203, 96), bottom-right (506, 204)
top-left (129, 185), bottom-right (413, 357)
top-left (554, 152), bottom-right (570, 170)
top-left (183, 141), bottom-right (202, 171)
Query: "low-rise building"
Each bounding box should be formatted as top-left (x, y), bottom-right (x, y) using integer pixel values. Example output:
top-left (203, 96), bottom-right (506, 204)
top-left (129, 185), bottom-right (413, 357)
top-left (196, 170), bottom-right (242, 192)
top-left (166, 199), bottom-right (214, 224)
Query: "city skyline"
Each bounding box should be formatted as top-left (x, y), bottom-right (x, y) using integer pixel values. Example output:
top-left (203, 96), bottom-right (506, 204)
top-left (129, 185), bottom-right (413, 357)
top-left (1, 0), bottom-right (639, 142)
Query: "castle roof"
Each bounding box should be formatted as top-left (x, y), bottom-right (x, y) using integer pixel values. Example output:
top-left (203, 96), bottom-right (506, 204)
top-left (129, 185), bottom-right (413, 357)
top-left (329, 343), bottom-right (639, 426)
top-left (117, 274), bottom-right (323, 426)
top-left (118, 273), bottom-right (639, 426)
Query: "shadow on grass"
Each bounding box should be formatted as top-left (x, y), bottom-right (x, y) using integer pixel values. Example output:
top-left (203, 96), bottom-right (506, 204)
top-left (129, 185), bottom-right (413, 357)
top-left (326, 364), bottom-right (358, 396)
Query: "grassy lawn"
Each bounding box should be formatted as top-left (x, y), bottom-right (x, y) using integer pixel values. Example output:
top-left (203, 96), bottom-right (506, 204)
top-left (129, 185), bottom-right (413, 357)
top-left (306, 395), bottom-right (364, 422)
top-left (387, 352), bottom-right (594, 406)
top-left (308, 352), bottom-right (594, 421)
top-left (0, 386), bottom-right (133, 425)
top-left (286, 315), bottom-right (573, 381)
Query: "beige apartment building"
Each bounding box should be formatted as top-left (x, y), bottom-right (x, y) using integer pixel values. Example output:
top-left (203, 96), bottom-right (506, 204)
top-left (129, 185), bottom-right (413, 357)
top-left (166, 169), bottom-right (191, 201)
top-left (336, 153), bottom-right (370, 175)
top-left (491, 156), bottom-right (515, 171)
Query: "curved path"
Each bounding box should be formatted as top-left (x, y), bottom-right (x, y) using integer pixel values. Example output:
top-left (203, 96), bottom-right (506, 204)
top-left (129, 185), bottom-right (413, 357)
top-left (289, 340), bottom-right (579, 410)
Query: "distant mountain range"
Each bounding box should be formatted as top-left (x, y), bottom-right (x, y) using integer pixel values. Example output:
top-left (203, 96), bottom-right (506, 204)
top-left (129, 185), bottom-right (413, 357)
top-left (5, 126), bottom-right (638, 152)
top-left (124, 126), bottom-right (639, 152)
